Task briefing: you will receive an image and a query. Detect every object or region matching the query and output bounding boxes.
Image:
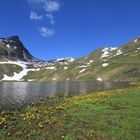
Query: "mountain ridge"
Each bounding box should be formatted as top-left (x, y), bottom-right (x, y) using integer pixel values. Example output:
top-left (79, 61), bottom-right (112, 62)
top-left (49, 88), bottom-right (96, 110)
top-left (0, 35), bottom-right (140, 82)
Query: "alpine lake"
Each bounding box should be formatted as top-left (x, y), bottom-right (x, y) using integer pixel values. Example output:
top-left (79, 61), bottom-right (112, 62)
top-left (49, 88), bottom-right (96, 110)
top-left (0, 81), bottom-right (130, 109)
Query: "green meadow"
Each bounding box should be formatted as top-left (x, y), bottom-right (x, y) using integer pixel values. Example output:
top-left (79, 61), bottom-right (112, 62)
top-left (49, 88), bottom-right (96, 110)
top-left (0, 87), bottom-right (140, 140)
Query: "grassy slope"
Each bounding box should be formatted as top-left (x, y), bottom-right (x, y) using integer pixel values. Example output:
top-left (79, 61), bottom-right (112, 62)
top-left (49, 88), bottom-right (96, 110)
top-left (98, 53), bottom-right (140, 81)
top-left (0, 38), bottom-right (140, 82)
top-left (0, 37), bottom-right (140, 82)
top-left (23, 45), bottom-right (140, 82)
top-left (0, 87), bottom-right (140, 140)
top-left (0, 64), bottom-right (23, 79)
top-left (23, 61), bottom-right (82, 81)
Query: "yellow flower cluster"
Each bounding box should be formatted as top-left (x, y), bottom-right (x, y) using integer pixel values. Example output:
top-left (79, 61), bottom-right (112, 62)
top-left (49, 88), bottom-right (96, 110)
top-left (19, 99), bottom-right (71, 129)
top-left (56, 99), bottom-right (71, 110)
top-left (71, 89), bottom-right (128, 103)
top-left (0, 88), bottom-right (131, 137)
top-left (0, 116), bottom-right (6, 125)
top-left (21, 112), bottom-right (36, 122)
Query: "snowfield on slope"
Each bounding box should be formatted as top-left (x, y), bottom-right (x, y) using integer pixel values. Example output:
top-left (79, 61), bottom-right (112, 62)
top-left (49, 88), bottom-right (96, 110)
top-left (102, 63), bottom-right (109, 67)
top-left (0, 61), bottom-right (35, 81)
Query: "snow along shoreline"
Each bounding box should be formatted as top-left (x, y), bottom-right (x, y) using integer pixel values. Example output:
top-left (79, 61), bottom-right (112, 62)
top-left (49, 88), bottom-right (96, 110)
top-left (0, 61), bottom-right (35, 81)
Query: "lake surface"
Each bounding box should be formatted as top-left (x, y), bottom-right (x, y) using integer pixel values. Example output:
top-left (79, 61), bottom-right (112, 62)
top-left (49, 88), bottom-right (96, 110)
top-left (0, 82), bottom-right (129, 109)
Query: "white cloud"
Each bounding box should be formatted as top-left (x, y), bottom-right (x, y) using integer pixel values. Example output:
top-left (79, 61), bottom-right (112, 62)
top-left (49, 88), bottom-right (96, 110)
top-left (28, 0), bottom-right (61, 12)
top-left (30, 11), bottom-right (43, 20)
top-left (43, 1), bottom-right (61, 12)
top-left (28, 0), bottom-right (62, 37)
top-left (39, 26), bottom-right (55, 37)
top-left (46, 13), bottom-right (55, 24)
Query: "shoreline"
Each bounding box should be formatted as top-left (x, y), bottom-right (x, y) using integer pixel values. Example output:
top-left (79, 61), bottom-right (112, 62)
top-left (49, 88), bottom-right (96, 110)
top-left (0, 87), bottom-right (140, 139)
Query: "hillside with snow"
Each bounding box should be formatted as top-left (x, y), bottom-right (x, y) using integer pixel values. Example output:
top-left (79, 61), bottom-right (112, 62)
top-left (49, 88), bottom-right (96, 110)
top-left (0, 36), bottom-right (140, 82)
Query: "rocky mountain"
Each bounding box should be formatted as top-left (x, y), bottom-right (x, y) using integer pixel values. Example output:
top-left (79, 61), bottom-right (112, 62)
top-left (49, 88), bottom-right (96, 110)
top-left (0, 36), bottom-right (140, 82)
top-left (0, 36), bottom-right (75, 63)
top-left (0, 36), bottom-right (40, 62)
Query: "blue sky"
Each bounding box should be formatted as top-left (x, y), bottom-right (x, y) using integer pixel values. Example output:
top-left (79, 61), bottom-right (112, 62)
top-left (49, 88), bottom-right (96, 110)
top-left (0, 0), bottom-right (140, 60)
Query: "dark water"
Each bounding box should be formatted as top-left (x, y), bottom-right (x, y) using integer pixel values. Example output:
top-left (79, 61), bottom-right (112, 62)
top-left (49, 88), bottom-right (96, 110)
top-left (0, 82), bottom-right (129, 109)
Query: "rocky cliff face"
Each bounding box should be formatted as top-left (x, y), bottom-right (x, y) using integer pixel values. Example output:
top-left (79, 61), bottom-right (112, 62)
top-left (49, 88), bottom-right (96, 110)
top-left (0, 36), bottom-right (39, 62)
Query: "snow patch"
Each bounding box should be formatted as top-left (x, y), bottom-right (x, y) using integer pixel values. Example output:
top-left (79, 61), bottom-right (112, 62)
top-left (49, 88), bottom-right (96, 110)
top-left (2, 69), bottom-right (34, 81)
top-left (6, 44), bottom-right (11, 49)
top-left (64, 67), bottom-right (68, 70)
top-left (67, 58), bottom-right (75, 62)
top-left (76, 65), bottom-right (88, 68)
top-left (79, 69), bottom-right (86, 73)
top-left (89, 60), bottom-right (94, 63)
top-left (28, 79), bottom-right (35, 82)
top-left (110, 47), bottom-right (117, 51)
top-left (88, 60), bottom-right (94, 64)
top-left (56, 57), bottom-right (75, 63)
top-left (134, 39), bottom-right (138, 43)
top-left (0, 61), bottom-right (35, 81)
top-left (102, 48), bottom-right (109, 52)
top-left (102, 63), bottom-right (109, 67)
top-left (116, 50), bottom-right (123, 56)
top-left (45, 67), bottom-right (56, 70)
top-left (97, 78), bottom-right (103, 81)
top-left (13, 46), bottom-right (17, 49)
top-left (101, 47), bottom-right (117, 58)
top-left (75, 76), bottom-right (78, 80)
top-left (101, 51), bottom-right (110, 58)
top-left (56, 58), bottom-right (66, 61)
top-left (53, 78), bottom-right (56, 81)
top-left (0, 61), bottom-right (36, 81)
top-left (87, 60), bottom-right (93, 65)
top-left (35, 68), bottom-right (41, 71)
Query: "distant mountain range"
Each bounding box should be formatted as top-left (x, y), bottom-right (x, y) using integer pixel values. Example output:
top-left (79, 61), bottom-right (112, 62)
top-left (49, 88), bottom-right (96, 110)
top-left (0, 36), bottom-right (140, 82)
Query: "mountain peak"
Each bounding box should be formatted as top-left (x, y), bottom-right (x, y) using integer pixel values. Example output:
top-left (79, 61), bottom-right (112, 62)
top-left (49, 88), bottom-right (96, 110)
top-left (0, 35), bottom-right (19, 40)
top-left (0, 35), bottom-right (38, 62)
top-left (7, 35), bottom-right (19, 40)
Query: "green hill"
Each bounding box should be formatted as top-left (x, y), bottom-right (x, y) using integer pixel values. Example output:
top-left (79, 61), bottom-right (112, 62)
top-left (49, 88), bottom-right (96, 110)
top-left (0, 36), bottom-right (140, 82)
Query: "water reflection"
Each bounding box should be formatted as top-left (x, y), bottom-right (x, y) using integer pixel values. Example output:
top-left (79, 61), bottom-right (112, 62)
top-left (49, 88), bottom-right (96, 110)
top-left (64, 82), bottom-right (69, 96)
top-left (0, 82), bottom-right (129, 109)
top-left (79, 82), bottom-right (87, 94)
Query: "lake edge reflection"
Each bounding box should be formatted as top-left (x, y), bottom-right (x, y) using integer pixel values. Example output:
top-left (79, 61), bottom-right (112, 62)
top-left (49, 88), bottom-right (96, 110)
top-left (0, 82), bottom-right (130, 109)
